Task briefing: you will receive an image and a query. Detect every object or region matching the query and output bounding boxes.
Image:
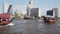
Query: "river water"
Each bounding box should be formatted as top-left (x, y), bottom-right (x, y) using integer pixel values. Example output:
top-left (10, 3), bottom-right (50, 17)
top-left (0, 19), bottom-right (60, 34)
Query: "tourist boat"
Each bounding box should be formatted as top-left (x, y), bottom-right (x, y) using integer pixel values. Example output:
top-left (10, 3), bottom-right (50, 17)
top-left (44, 17), bottom-right (56, 24)
top-left (0, 13), bottom-right (11, 26)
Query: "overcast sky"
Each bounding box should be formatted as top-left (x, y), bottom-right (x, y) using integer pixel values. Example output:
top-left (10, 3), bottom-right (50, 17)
top-left (0, 0), bottom-right (60, 15)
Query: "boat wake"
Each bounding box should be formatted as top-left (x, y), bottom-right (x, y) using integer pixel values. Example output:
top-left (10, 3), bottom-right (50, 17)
top-left (0, 23), bottom-right (14, 27)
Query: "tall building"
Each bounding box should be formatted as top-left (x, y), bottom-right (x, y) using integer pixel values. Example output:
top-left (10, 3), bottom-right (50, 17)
top-left (58, 8), bottom-right (60, 18)
top-left (52, 8), bottom-right (59, 18)
top-left (46, 8), bottom-right (59, 18)
top-left (30, 8), bottom-right (41, 18)
top-left (30, 8), bottom-right (39, 17)
top-left (27, 7), bottom-right (30, 17)
top-left (8, 5), bottom-right (13, 14)
top-left (27, 0), bottom-right (34, 17)
top-left (39, 8), bottom-right (41, 17)
top-left (27, 0), bottom-right (41, 17)
top-left (3, 2), bottom-right (9, 13)
top-left (27, 0), bottom-right (34, 8)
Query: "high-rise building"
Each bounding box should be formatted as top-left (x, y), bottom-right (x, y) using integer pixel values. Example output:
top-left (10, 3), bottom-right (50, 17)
top-left (3, 2), bottom-right (9, 13)
top-left (30, 8), bottom-right (41, 18)
top-left (30, 8), bottom-right (39, 17)
top-left (27, 7), bottom-right (31, 17)
top-left (58, 8), bottom-right (60, 18)
top-left (8, 5), bottom-right (13, 14)
top-left (27, 0), bottom-right (34, 17)
top-left (27, 0), bottom-right (41, 17)
top-left (46, 8), bottom-right (59, 18)
top-left (27, 0), bottom-right (34, 8)
top-left (39, 8), bottom-right (41, 17)
top-left (52, 8), bottom-right (59, 18)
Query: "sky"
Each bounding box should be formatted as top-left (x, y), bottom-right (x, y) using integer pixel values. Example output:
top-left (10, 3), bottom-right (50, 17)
top-left (0, 0), bottom-right (60, 15)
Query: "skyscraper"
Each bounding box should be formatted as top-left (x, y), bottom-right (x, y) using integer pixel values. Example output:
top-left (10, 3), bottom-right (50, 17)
top-left (46, 8), bottom-right (59, 18)
top-left (30, 8), bottom-right (41, 18)
top-left (8, 5), bottom-right (13, 14)
top-left (27, 0), bottom-right (34, 17)
top-left (52, 8), bottom-right (59, 18)
top-left (27, 0), bottom-right (34, 8)
top-left (3, 2), bottom-right (9, 13)
top-left (30, 8), bottom-right (38, 17)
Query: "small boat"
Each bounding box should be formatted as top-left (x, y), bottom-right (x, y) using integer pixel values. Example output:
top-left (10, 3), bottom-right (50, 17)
top-left (44, 17), bottom-right (56, 24)
top-left (0, 13), bottom-right (11, 26)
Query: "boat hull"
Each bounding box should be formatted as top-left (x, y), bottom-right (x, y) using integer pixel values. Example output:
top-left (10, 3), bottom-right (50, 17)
top-left (0, 19), bottom-right (10, 26)
top-left (0, 13), bottom-right (11, 26)
top-left (44, 17), bottom-right (56, 24)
